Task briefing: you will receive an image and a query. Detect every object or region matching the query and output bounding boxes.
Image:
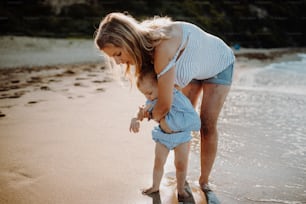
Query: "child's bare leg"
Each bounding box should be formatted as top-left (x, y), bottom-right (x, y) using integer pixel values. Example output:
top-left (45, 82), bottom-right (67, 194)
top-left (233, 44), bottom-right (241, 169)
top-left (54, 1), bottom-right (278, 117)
top-left (143, 142), bottom-right (169, 195)
top-left (174, 141), bottom-right (190, 197)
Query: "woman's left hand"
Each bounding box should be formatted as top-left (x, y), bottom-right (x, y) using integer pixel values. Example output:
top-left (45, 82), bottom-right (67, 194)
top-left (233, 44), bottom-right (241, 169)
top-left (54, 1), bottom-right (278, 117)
top-left (143, 104), bottom-right (153, 120)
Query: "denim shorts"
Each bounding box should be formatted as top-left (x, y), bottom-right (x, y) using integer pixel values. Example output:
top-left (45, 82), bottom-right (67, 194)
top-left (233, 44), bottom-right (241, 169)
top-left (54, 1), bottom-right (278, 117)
top-left (152, 126), bottom-right (191, 150)
top-left (191, 63), bottom-right (234, 86)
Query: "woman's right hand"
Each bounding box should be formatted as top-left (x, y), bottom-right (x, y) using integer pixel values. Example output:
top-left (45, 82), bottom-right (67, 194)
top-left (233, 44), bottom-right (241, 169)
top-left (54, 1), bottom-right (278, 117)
top-left (143, 104), bottom-right (153, 121)
top-left (137, 104), bottom-right (153, 121)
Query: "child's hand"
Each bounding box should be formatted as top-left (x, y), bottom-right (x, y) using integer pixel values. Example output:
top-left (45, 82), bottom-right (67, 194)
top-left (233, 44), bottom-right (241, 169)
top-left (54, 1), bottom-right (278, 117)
top-left (137, 105), bottom-right (146, 121)
top-left (129, 118), bottom-right (140, 133)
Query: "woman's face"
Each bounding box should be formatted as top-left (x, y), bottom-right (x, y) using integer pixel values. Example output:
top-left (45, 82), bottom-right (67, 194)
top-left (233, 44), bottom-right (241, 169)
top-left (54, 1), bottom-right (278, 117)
top-left (102, 44), bottom-right (134, 65)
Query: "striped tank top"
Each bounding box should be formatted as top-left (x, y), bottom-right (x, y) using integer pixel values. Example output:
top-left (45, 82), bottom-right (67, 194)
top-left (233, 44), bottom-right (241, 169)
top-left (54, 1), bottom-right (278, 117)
top-left (157, 22), bottom-right (235, 88)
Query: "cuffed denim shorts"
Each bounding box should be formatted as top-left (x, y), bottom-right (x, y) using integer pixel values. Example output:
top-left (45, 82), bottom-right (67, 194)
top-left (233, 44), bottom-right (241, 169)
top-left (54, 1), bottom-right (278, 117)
top-left (152, 126), bottom-right (191, 150)
top-left (191, 63), bottom-right (234, 86)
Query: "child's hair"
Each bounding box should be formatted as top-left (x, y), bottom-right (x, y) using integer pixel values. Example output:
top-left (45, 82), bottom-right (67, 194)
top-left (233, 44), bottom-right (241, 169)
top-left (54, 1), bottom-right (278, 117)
top-left (136, 63), bottom-right (157, 88)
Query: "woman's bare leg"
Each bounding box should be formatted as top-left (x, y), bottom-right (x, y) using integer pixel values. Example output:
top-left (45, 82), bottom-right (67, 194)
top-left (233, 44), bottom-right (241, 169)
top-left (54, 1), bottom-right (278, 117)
top-left (199, 83), bottom-right (230, 185)
top-left (142, 142), bottom-right (169, 195)
top-left (182, 82), bottom-right (231, 186)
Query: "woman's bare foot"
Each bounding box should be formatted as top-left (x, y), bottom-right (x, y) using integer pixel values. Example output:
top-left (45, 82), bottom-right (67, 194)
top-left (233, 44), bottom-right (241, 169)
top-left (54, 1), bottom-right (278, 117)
top-left (142, 187), bottom-right (159, 195)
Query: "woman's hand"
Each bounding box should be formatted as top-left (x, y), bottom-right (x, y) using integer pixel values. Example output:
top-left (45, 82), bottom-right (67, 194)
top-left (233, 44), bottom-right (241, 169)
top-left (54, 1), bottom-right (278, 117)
top-left (143, 104), bottom-right (153, 120)
top-left (137, 104), bottom-right (154, 121)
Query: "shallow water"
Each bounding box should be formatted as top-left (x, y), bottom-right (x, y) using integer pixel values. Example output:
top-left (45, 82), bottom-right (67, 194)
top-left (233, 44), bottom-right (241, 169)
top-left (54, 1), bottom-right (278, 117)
top-left (187, 53), bottom-right (306, 203)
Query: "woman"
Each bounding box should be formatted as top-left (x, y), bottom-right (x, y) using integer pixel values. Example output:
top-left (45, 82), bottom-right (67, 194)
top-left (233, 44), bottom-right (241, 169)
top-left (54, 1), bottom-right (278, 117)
top-left (94, 12), bottom-right (235, 202)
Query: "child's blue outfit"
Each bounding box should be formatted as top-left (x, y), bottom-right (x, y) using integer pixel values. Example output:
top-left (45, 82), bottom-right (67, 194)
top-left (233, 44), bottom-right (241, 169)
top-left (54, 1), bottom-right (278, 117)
top-left (147, 88), bottom-right (200, 150)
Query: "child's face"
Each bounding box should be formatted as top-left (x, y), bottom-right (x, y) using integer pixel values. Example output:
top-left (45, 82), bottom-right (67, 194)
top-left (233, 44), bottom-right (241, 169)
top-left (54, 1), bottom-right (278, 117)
top-left (138, 79), bottom-right (158, 101)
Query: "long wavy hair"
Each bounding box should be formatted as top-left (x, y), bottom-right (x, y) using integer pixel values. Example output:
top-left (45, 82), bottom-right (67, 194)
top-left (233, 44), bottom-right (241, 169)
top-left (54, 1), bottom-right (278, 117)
top-left (94, 12), bottom-right (172, 77)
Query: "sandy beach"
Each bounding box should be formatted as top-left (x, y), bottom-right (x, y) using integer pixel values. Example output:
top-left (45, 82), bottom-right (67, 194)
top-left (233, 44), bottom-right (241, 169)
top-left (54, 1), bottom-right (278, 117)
top-left (0, 36), bottom-right (305, 204)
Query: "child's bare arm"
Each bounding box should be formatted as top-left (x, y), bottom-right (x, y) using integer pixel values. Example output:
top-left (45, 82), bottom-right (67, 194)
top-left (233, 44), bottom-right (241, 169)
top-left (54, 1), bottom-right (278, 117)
top-left (129, 104), bottom-right (148, 133)
top-left (130, 103), bottom-right (170, 133)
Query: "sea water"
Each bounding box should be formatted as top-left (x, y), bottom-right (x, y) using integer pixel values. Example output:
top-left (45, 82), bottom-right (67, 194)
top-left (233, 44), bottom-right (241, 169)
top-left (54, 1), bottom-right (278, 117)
top-left (188, 53), bottom-right (306, 203)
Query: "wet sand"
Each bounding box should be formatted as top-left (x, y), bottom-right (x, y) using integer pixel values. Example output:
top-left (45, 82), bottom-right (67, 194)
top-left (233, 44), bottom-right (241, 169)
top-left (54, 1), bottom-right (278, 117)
top-left (0, 36), bottom-right (305, 204)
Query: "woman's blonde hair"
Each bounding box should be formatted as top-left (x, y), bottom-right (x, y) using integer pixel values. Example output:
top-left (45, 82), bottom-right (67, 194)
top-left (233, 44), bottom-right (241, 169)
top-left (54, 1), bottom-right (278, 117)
top-left (94, 12), bottom-right (172, 77)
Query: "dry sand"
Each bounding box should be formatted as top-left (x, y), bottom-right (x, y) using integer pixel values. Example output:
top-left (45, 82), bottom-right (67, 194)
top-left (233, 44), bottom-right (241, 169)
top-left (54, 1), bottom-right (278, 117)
top-left (0, 36), bottom-right (303, 204)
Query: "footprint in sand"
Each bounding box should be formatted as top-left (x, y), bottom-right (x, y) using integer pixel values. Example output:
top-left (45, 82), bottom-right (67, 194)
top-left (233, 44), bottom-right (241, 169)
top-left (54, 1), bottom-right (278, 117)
top-left (92, 78), bottom-right (113, 84)
top-left (75, 77), bottom-right (88, 81)
top-left (0, 111), bottom-right (6, 117)
top-left (92, 80), bottom-right (104, 83)
top-left (64, 70), bottom-right (75, 75)
top-left (11, 80), bottom-right (20, 84)
top-left (96, 88), bottom-right (105, 92)
top-left (28, 101), bottom-right (38, 104)
top-left (27, 76), bottom-right (42, 83)
top-left (48, 78), bottom-right (61, 83)
top-left (5, 167), bottom-right (36, 188)
top-left (40, 86), bottom-right (51, 91)
top-left (0, 90), bottom-right (27, 99)
top-left (74, 82), bottom-right (87, 87)
top-left (27, 100), bottom-right (44, 105)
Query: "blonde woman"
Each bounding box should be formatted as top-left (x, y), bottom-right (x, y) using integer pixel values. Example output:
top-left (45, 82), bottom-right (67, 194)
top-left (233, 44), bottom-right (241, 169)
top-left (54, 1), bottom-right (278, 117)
top-left (95, 12), bottom-right (235, 203)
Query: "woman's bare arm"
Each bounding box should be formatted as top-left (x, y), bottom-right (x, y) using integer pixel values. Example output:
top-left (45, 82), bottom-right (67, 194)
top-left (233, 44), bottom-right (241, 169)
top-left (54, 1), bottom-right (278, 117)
top-left (151, 42), bottom-right (177, 121)
top-left (152, 67), bottom-right (175, 122)
top-left (150, 24), bottom-right (182, 122)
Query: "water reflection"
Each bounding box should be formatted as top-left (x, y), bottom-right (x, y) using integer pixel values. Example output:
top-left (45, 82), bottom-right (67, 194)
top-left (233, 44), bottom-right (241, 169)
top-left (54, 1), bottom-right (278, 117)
top-left (189, 53), bottom-right (306, 203)
top-left (147, 191), bottom-right (161, 204)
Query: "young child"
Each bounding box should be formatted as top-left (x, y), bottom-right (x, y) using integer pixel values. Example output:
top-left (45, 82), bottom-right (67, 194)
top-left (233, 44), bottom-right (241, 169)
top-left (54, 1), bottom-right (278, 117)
top-left (129, 67), bottom-right (200, 201)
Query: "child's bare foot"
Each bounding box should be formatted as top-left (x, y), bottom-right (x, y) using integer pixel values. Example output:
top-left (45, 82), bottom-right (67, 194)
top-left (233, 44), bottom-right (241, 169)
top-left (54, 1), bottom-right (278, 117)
top-left (177, 190), bottom-right (191, 202)
top-left (178, 190), bottom-right (189, 197)
top-left (142, 187), bottom-right (159, 195)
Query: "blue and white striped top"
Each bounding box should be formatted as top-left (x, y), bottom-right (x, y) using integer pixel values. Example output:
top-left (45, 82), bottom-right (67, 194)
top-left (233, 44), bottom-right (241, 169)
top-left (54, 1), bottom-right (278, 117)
top-left (157, 22), bottom-right (235, 88)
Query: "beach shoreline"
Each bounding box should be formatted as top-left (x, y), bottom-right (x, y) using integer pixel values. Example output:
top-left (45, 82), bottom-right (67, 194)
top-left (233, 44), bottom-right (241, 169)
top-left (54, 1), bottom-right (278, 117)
top-left (1, 36), bottom-right (305, 69)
